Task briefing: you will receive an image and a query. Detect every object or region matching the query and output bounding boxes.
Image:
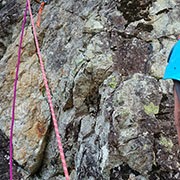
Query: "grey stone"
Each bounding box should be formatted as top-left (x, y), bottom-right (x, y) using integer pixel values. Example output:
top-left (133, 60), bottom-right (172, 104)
top-left (1, 0), bottom-right (180, 179)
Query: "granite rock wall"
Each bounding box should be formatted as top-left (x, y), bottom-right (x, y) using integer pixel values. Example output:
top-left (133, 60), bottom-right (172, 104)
top-left (0, 0), bottom-right (180, 179)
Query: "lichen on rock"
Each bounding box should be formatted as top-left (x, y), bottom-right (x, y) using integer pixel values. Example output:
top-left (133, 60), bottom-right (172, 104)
top-left (144, 102), bottom-right (159, 116)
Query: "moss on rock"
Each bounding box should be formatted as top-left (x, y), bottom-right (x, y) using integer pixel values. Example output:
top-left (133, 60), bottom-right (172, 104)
top-left (144, 102), bottom-right (159, 115)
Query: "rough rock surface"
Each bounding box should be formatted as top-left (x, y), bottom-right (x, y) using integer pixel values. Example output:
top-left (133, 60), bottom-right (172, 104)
top-left (0, 129), bottom-right (22, 179)
top-left (0, 0), bottom-right (180, 179)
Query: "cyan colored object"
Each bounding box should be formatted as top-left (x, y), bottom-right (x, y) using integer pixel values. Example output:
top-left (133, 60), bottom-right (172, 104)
top-left (163, 40), bottom-right (180, 81)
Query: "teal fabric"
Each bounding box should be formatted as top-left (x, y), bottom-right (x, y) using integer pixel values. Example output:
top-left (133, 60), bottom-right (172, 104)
top-left (163, 40), bottom-right (180, 81)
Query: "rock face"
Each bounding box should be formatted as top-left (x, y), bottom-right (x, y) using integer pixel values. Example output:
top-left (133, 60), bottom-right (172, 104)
top-left (0, 0), bottom-right (180, 179)
top-left (0, 129), bottom-right (22, 180)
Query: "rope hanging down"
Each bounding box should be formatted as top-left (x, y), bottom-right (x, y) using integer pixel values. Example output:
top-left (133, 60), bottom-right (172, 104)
top-left (36, 1), bottom-right (45, 27)
top-left (10, 2), bottom-right (28, 180)
top-left (10, 0), bottom-right (70, 179)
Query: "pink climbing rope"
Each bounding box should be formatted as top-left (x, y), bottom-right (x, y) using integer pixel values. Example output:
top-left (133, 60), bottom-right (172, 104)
top-left (10, 0), bottom-right (70, 179)
top-left (10, 1), bottom-right (28, 180)
top-left (27, 0), bottom-right (70, 179)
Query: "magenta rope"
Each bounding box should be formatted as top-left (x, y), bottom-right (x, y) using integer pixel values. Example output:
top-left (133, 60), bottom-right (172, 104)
top-left (10, 1), bottom-right (70, 179)
top-left (27, 0), bottom-right (70, 179)
top-left (10, 1), bottom-right (28, 180)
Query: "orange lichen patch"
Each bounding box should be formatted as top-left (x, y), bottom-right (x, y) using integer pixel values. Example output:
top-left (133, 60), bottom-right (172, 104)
top-left (35, 121), bottom-right (47, 138)
top-left (9, 70), bottom-right (15, 78)
top-left (24, 120), bottom-right (48, 141)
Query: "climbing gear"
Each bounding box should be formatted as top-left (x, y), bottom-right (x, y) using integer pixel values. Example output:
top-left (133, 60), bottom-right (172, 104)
top-left (36, 1), bottom-right (45, 27)
top-left (10, 0), bottom-right (70, 179)
top-left (10, 2), bottom-right (28, 180)
top-left (163, 39), bottom-right (180, 81)
top-left (164, 37), bottom-right (180, 146)
top-left (35, 0), bottom-right (49, 27)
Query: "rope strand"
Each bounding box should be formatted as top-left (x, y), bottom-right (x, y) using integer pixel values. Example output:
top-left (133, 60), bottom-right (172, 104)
top-left (10, 1), bottom-right (28, 180)
top-left (36, 2), bottom-right (45, 27)
top-left (10, 1), bottom-right (69, 179)
top-left (27, 0), bottom-right (70, 179)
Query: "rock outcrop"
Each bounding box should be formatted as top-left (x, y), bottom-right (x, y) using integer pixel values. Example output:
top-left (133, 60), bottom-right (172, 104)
top-left (0, 0), bottom-right (180, 179)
